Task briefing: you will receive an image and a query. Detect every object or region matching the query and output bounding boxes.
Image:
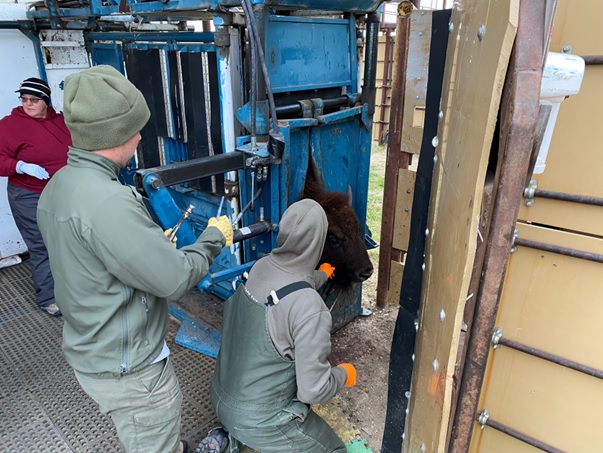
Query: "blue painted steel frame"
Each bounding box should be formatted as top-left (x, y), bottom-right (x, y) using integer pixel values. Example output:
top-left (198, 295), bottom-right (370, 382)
top-left (78, 15), bottom-right (374, 325)
top-left (27, 1), bottom-right (382, 21)
top-left (88, 30), bottom-right (245, 297)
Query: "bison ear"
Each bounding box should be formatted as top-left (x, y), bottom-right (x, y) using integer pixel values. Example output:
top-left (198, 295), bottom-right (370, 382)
top-left (347, 186), bottom-right (353, 207)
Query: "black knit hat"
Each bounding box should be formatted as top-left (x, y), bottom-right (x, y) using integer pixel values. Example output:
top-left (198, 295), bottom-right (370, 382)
top-left (16, 78), bottom-right (51, 105)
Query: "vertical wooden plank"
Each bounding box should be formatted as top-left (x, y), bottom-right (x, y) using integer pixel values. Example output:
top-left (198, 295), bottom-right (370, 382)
top-left (392, 168), bottom-right (416, 251)
top-left (389, 260), bottom-right (405, 313)
top-left (401, 11), bottom-right (431, 155)
top-left (404, 1), bottom-right (518, 452)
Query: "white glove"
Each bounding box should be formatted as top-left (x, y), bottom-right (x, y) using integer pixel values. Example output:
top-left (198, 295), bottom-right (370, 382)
top-left (16, 161), bottom-right (49, 180)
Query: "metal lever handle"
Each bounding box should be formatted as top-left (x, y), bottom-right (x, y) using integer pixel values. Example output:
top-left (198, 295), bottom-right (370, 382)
top-left (168, 204), bottom-right (195, 242)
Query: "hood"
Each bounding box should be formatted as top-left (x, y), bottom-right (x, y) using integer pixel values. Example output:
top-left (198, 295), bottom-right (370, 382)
top-left (268, 198), bottom-right (327, 275)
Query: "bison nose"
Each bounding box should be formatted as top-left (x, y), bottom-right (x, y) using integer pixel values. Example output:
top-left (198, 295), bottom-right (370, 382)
top-left (359, 265), bottom-right (374, 281)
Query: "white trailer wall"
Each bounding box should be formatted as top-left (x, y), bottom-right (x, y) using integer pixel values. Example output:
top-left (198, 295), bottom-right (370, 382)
top-left (0, 1), bottom-right (40, 260)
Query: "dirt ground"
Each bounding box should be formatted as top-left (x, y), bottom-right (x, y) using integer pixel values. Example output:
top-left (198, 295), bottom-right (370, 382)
top-left (327, 144), bottom-right (399, 452)
top-left (329, 266), bottom-right (399, 452)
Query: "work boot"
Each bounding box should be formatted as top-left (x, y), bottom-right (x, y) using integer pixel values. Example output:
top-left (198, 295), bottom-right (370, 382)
top-left (196, 427), bottom-right (228, 453)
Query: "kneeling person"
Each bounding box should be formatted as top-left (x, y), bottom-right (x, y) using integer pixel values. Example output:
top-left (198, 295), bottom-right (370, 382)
top-left (207, 199), bottom-right (356, 453)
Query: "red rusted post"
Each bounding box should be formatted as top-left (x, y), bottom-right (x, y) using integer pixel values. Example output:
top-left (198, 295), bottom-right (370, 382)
top-left (376, 1), bottom-right (413, 308)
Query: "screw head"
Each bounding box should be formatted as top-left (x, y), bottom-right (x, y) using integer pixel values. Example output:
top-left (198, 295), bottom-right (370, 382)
top-left (477, 25), bottom-right (485, 41)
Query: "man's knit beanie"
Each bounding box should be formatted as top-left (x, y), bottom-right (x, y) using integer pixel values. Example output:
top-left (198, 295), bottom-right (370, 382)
top-left (63, 65), bottom-right (150, 151)
top-left (16, 78), bottom-right (51, 105)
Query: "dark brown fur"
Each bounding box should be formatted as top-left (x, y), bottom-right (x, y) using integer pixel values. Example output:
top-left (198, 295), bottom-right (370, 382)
top-left (301, 161), bottom-right (374, 286)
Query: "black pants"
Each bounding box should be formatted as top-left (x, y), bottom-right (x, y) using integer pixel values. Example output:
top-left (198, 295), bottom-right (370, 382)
top-left (7, 184), bottom-right (54, 308)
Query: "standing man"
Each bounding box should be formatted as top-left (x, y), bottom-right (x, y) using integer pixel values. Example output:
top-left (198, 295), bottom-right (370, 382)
top-left (37, 65), bottom-right (233, 453)
top-left (206, 199), bottom-right (356, 453)
top-left (0, 77), bottom-right (71, 316)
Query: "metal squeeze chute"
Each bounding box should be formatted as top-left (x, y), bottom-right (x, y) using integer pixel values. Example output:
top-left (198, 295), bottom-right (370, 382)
top-left (21, 0), bottom-right (381, 328)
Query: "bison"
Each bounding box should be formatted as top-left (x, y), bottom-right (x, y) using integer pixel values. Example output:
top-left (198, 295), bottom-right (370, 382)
top-left (301, 158), bottom-right (374, 288)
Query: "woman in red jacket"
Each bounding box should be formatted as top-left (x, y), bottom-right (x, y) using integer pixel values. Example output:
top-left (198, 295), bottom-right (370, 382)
top-left (0, 77), bottom-right (71, 315)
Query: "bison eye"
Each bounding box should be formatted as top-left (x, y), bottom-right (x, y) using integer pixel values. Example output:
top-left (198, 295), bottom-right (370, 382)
top-left (327, 234), bottom-right (342, 248)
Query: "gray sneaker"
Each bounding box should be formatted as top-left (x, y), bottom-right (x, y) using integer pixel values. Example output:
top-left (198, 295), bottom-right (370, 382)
top-left (41, 303), bottom-right (62, 316)
top-left (196, 427), bottom-right (229, 453)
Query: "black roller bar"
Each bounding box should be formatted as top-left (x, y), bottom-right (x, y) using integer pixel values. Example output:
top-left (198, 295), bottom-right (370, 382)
top-left (135, 151), bottom-right (246, 194)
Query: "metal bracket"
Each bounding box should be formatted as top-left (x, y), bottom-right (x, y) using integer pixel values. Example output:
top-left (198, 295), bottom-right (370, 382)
top-left (299, 99), bottom-right (313, 118)
top-left (491, 327), bottom-right (503, 349)
top-left (510, 228), bottom-right (520, 253)
top-left (311, 98), bottom-right (324, 117)
top-left (523, 178), bottom-right (537, 207)
top-left (214, 28), bottom-right (231, 47)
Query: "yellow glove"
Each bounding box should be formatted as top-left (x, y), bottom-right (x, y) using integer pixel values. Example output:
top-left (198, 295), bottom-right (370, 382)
top-left (164, 228), bottom-right (177, 247)
top-left (319, 263), bottom-right (336, 279)
top-left (208, 216), bottom-right (233, 247)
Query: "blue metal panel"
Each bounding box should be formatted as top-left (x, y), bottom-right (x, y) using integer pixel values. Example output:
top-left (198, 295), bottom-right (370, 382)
top-left (27, 1), bottom-right (383, 21)
top-left (90, 42), bottom-right (125, 71)
top-left (265, 16), bottom-right (354, 93)
top-left (168, 304), bottom-right (222, 358)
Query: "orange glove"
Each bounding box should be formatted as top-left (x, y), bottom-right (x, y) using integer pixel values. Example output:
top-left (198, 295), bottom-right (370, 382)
top-left (338, 363), bottom-right (356, 387)
top-left (319, 263), bottom-right (336, 279)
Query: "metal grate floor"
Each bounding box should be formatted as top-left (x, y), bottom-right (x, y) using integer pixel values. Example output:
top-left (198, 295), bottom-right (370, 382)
top-left (0, 261), bottom-right (232, 453)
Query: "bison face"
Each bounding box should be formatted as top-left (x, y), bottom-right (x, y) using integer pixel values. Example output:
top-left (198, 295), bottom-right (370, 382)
top-left (320, 203), bottom-right (374, 285)
top-left (301, 156), bottom-right (374, 287)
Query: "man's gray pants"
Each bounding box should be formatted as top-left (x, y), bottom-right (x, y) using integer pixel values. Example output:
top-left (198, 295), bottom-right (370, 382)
top-left (7, 184), bottom-right (55, 308)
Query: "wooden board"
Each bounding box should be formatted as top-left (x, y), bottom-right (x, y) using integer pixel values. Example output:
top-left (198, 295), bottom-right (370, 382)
top-left (392, 168), bottom-right (416, 251)
top-left (401, 10), bottom-right (431, 155)
top-left (403, 1), bottom-right (519, 452)
top-left (389, 260), bottom-right (404, 309)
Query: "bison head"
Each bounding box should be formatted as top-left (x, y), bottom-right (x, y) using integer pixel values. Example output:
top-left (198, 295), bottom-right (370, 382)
top-left (301, 163), bottom-right (374, 286)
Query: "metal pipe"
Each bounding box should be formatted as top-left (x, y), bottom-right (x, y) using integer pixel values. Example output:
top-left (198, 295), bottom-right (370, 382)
top-left (241, 0), bottom-right (279, 134)
top-left (361, 12), bottom-right (380, 115)
top-left (581, 55), bottom-right (603, 65)
top-left (477, 412), bottom-right (565, 453)
top-left (135, 151), bottom-right (246, 194)
top-left (514, 237), bottom-right (603, 264)
top-left (245, 1), bottom-right (258, 150)
top-left (232, 220), bottom-right (271, 243)
top-left (495, 334), bottom-right (603, 380)
top-left (274, 96), bottom-right (352, 116)
top-left (533, 189), bottom-right (603, 206)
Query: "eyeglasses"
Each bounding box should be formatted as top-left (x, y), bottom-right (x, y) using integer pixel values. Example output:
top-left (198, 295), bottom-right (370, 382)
top-left (19, 96), bottom-right (42, 104)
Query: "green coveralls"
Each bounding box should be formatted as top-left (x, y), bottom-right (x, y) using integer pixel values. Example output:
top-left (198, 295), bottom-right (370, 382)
top-left (210, 285), bottom-right (347, 453)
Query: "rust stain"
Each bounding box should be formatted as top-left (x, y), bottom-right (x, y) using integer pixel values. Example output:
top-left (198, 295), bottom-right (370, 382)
top-left (427, 372), bottom-right (447, 397)
top-left (427, 373), bottom-right (439, 395)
